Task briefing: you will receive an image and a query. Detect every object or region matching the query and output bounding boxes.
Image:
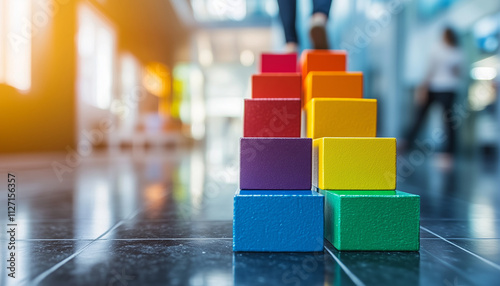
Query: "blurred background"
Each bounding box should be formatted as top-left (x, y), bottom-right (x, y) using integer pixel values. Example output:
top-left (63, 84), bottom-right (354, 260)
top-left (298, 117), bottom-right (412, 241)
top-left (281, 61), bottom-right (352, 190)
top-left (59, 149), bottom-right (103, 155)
top-left (0, 0), bottom-right (499, 159)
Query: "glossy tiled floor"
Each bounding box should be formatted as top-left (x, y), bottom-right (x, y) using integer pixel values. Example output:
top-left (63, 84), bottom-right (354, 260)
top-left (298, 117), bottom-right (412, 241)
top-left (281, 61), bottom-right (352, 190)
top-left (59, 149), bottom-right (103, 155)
top-left (1, 145), bottom-right (499, 286)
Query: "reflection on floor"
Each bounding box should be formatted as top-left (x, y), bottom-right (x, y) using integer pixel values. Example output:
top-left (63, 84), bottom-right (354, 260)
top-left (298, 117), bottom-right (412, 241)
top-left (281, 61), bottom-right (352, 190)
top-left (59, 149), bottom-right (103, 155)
top-left (0, 146), bottom-right (499, 285)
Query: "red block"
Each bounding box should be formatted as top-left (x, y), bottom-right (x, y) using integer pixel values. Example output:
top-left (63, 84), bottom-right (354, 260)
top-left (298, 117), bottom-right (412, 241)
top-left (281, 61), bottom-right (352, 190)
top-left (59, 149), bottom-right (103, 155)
top-left (252, 73), bottom-right (301, 100)
top-left (260, 53), bottom-right (297, 73)
top-left (244, 99), bottom-right (301, 137)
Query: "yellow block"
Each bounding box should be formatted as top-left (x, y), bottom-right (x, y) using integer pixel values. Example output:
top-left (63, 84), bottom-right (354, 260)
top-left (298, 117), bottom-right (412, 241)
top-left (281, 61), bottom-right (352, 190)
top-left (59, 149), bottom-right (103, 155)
top-left (304, 72), bottom-right (363, 107)
top-left (313, 138), bottom-right (396, 190)
top-left (306, 98), bottom-right (377, 139)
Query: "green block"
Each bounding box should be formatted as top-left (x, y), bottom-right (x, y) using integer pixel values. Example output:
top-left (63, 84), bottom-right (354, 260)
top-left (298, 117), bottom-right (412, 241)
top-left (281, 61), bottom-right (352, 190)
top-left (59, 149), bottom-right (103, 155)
top-left (318, 188), bottom-right (420, 251)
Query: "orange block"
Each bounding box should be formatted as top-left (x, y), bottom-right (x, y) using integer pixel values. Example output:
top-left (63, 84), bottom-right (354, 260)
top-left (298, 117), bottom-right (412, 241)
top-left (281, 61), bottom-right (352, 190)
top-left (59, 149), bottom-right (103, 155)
top-left (300, 50), bottom-right (347, 92)
top-left (304, 72), bottom-right (363, 106)
top-left (252, 73), bottom-right (301, 100)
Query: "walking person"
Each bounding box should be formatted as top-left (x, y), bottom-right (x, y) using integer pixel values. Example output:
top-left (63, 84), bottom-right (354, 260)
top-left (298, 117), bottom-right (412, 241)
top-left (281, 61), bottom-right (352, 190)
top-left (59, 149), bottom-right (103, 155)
top-left (276, 0), bottom-right (333, 52)
top-left (405, 27), bottom-right (464, 161)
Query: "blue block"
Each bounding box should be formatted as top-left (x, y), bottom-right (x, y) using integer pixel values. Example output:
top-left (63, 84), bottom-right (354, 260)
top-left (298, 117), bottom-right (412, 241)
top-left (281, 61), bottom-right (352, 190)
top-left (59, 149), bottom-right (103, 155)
top-left (233, 190), bottom-right (324, 252)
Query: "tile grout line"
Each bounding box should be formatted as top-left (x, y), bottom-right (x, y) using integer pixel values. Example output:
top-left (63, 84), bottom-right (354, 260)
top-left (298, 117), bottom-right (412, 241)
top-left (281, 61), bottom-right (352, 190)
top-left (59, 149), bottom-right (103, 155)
top-left (30, 207), bottom-right (146, 285)
top-left (419, 248), bottom-right (476, 284)
top-left (420, 226), bottom-right (500, 271)
top-left (324, 246), bottom-right (366, 286)
top-left (30, 220), bottom-right (126, 285)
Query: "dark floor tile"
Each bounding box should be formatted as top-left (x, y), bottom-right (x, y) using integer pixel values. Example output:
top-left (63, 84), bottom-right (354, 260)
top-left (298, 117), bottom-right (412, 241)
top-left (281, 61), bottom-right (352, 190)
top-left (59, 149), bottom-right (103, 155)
top-left (419, 198), bottom-right (480, 220)
top-left (0, 240), bottom-right (88, 286)
top-left (9, 190), bottom-right (137, 222)
top-left (421, 220), bottom-right (500, 238)
top-left (14, 190), bottom-right (77, 221)
top-left (449, 239), bottom-right (500, 265)
top-left (39, 239), bottom-right (233, 286)
top-left (233, 251), bottom-right (350, 286)
top-left (325, 242), bottom-right (420, 286)
top-left (400, 159), bottom-right (500, 221)
top-left (401, 186), bottom-right (484, 221)
top-left (134, 187), bottom-right (235, 221)
top-left (0, 220), bottom-right (116, 240)
top-left (102, 220), bottom-right (233, 239)
top-left (419, 238), bottom-right (500, 285)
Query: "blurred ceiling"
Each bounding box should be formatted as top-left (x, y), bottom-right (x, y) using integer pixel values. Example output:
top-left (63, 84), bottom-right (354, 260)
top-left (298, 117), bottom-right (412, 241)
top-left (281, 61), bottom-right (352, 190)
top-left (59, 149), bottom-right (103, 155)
top-left (91, 0), bottom-right (193, 65)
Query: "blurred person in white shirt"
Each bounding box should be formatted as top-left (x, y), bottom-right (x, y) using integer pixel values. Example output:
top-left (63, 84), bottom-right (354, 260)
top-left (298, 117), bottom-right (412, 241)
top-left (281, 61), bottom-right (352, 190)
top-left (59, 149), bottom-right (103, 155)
top-left (405, 27), bottom-right (465, 159)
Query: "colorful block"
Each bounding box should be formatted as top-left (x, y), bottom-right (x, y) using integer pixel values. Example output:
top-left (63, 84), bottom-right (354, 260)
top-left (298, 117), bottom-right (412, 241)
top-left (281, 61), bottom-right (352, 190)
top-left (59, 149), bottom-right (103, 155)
top-left (318, 189), bottom-right (420, 251)
top-left (252, 73), bottom-right (301, 100)
top-left (240, 138), bottom-right (311, 190)
top-left (260, 53), bottom-right (297, 73)
top-left (233, 190), bottom-right (324, 252)
top-left (313, 137), bottom-right (396, 190)
top-left (300, 50), bottom-right (347, 90)
top-left (304, 71), bottom-right (363, 106)
top-left (305, 98), bottom-right (377, 139)
top-left (244, 99), bottom-right (301, 138)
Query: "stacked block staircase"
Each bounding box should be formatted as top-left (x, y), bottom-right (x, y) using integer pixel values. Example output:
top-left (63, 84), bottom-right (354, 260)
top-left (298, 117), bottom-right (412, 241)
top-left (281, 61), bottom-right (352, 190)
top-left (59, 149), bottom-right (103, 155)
top-left (233, 50), bottom-right (420, 252)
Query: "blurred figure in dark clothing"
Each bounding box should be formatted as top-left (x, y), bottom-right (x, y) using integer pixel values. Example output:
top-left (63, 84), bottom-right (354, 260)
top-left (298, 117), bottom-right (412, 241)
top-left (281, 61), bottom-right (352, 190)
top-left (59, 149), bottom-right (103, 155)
top-left (406, 27), bottom-right (464, 159)
top-left (277, 0), bottom-right (332, 52)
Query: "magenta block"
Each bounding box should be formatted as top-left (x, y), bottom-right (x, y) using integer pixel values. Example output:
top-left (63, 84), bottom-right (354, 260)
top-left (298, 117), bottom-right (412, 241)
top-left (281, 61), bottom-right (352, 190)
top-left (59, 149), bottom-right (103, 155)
top-left (240, 138), bottom-right (312, 190)
top-left (260, 53), bottom-right (297, 73)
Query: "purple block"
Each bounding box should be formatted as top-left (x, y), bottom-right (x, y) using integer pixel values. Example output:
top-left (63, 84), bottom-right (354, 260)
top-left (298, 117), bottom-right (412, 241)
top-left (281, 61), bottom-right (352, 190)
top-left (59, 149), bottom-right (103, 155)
top-left (240, 138), bottom-right (312, 190)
